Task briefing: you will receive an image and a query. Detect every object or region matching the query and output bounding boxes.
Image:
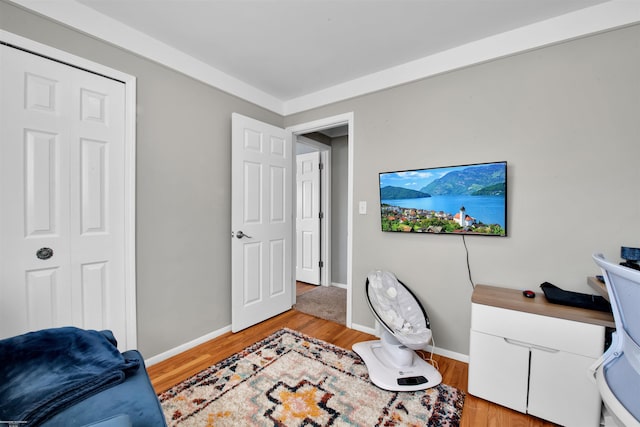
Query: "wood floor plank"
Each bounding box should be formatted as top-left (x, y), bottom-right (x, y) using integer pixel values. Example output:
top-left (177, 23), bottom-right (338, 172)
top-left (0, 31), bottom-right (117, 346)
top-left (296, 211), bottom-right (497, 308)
top-left (147, 309), bottom-right (558, 425)
top-left (462, 395), bottom-right (490, 427)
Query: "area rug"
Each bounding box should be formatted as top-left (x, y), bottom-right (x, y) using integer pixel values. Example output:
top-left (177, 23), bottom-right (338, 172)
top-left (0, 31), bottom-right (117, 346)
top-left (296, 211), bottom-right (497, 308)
top-left (294, 286), bottom-right (346, 325)
top-left (159, 328), bottom-right (464, 426)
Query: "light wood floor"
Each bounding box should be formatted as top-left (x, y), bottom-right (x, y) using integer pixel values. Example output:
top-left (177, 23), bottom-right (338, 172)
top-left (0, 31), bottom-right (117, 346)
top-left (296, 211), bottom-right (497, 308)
top-left (296, 280), bottom-right (318, 296)
top-left (147, 310), bottom-right (557, 426)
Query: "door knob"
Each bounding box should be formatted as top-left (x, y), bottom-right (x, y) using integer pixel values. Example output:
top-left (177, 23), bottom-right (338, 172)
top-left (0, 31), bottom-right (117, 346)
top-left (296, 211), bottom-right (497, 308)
top-left (36, 247), bottom-right (54, 260)
top-left (235, 230), bottom-right (252, 239)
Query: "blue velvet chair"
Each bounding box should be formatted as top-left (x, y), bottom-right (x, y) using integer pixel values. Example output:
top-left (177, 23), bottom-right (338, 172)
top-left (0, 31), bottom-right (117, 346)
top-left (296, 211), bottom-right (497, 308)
top-left (0, 327), bottom-right (167, 427)
top-left (592, 253), bottom-right (640, 427)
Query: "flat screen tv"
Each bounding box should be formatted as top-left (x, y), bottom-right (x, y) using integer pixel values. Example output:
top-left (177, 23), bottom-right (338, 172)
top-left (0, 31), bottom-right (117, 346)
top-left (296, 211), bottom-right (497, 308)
top-left (379, 161), bottom-right (507, 236)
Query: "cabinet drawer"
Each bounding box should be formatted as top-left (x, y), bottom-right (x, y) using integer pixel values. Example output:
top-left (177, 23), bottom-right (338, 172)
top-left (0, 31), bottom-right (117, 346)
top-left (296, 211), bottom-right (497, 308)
top-left (471, 303), bottom-right (604, 358)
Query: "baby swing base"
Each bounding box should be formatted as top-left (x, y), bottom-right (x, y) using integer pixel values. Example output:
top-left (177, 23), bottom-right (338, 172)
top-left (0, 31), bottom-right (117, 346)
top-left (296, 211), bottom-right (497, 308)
top-left (353, 329), bottom-right (442, 392)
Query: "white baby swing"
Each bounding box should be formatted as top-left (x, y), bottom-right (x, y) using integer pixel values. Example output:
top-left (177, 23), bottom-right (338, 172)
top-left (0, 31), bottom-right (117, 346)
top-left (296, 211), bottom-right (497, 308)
top-left (353, 270), bottom-right (442, 391)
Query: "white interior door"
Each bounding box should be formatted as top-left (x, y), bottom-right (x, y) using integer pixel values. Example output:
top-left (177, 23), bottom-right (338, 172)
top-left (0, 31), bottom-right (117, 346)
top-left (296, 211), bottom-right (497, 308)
top-left (0, 44), bottom-right (130, 347)
top-left (296, 151), bottom-right (321, 285)
top-left (231, 113), bottom-right (292, 332)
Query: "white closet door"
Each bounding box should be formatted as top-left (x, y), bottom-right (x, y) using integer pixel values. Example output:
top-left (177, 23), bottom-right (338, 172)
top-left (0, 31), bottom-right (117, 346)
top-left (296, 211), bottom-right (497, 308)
top-left (296, 151), bottom-right (321, 285)
top-left (0, 45), bottom-right (127, 345)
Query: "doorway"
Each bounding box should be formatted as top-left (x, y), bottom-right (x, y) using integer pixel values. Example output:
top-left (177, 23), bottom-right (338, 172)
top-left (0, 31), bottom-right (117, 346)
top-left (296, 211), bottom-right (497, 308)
top-left (290, 115), bottom-right (353, 326)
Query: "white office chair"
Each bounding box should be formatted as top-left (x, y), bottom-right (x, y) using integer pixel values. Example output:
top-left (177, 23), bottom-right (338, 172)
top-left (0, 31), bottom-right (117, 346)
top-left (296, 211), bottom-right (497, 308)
top-left (591, 253), bottom-right (640, 427)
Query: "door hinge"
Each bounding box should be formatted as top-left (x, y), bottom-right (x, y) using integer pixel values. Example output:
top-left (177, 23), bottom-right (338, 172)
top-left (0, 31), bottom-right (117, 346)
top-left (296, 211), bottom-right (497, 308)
top-left (319, 162), bottom-right (324, 170)
top-left (319, 212), bottom-right (324, 219)
top-left (319, 261), bottom-right (324, 268)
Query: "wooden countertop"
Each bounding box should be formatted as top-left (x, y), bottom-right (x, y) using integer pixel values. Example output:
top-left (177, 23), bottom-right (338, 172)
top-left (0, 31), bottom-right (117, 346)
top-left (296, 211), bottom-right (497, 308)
top-left (472, 284), bottom-right (615, 328)
top-left (587, 276), bottom-right (609, 301)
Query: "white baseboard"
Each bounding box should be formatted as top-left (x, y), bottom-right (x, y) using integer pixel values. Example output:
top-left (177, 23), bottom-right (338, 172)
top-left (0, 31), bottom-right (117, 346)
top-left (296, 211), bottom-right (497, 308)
top-left (144, 321), bottom-right (469, 367)
top-left (351, 322), bottom-right (379, 336)
top-left (144, 324), bottom-right (231, 366)
top-left (147, 321), bottom-right (377, 366)
top-left (351, 322), bottom-right (469, 363)
top-left (427, 345), bottom-right (469, 363)
top-left (331, 282), bottom-right (347, 289)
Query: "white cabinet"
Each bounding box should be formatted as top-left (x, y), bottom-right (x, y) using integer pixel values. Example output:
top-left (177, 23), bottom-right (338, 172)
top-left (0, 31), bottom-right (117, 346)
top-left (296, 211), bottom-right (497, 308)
top-left (468, 285), bottom-right (614, 427)
top-left (469, 329), bottom-right (529, 412)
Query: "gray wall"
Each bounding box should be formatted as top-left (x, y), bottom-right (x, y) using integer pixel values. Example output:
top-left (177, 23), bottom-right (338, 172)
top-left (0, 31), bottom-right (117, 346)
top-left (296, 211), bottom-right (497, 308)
top-left (0, 1), bottom-right (283, 358)
top-left (3, 1), bottom-right (639, 357)
top-left (286, 25), bottom-right (640, 355)
top-left (331, 136), bottom-right (348, 285)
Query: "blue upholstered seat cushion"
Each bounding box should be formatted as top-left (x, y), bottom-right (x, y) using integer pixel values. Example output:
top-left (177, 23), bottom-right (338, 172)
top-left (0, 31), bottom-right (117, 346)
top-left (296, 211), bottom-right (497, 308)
top-left (42, 350), bottom-right (167, 427)
top-left (0, 327), bottom-right (139, 426)
top-left (604, 353), bottom-right (640, 422)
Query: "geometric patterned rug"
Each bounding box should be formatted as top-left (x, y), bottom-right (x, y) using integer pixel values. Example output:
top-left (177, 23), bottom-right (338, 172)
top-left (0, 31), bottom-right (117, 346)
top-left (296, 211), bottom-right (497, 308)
top-left (159, 328), bottom-right (465, 426)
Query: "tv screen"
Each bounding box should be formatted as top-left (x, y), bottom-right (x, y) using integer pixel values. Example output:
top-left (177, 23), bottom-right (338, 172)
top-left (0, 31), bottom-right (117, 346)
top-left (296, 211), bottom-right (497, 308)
top-left (379, 161), bottom-right (507, 236)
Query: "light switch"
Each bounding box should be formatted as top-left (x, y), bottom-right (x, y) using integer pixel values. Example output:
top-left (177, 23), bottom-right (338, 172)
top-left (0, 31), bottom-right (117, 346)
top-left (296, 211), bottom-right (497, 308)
top-left (359, 201), bottom-right (367, 214)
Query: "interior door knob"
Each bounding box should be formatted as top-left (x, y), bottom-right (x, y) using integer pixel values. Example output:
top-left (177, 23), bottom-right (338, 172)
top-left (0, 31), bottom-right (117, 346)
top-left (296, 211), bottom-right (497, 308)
top-left (36, 247), bottom-right (54, 260)
top-left (235, 230), bottom-right (252, 239)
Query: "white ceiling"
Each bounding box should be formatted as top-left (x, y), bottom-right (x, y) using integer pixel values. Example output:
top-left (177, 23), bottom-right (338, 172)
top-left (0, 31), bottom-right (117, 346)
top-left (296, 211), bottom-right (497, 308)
top-left (74, 0), bottom-right (607, 99)
top-left (9, 0), bottom-right (639, 114)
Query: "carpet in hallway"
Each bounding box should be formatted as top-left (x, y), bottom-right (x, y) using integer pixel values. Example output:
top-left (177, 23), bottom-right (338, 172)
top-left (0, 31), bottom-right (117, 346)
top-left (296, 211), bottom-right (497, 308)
top-left (294, 286), bottom-right (346, 325)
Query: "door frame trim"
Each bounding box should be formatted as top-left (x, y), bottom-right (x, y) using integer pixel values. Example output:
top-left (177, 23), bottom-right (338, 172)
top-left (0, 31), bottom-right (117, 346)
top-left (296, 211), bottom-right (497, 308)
top-left (1, 30), bottom-right (138, 348)
top-left (287, 112), bottom-right (353, 327)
